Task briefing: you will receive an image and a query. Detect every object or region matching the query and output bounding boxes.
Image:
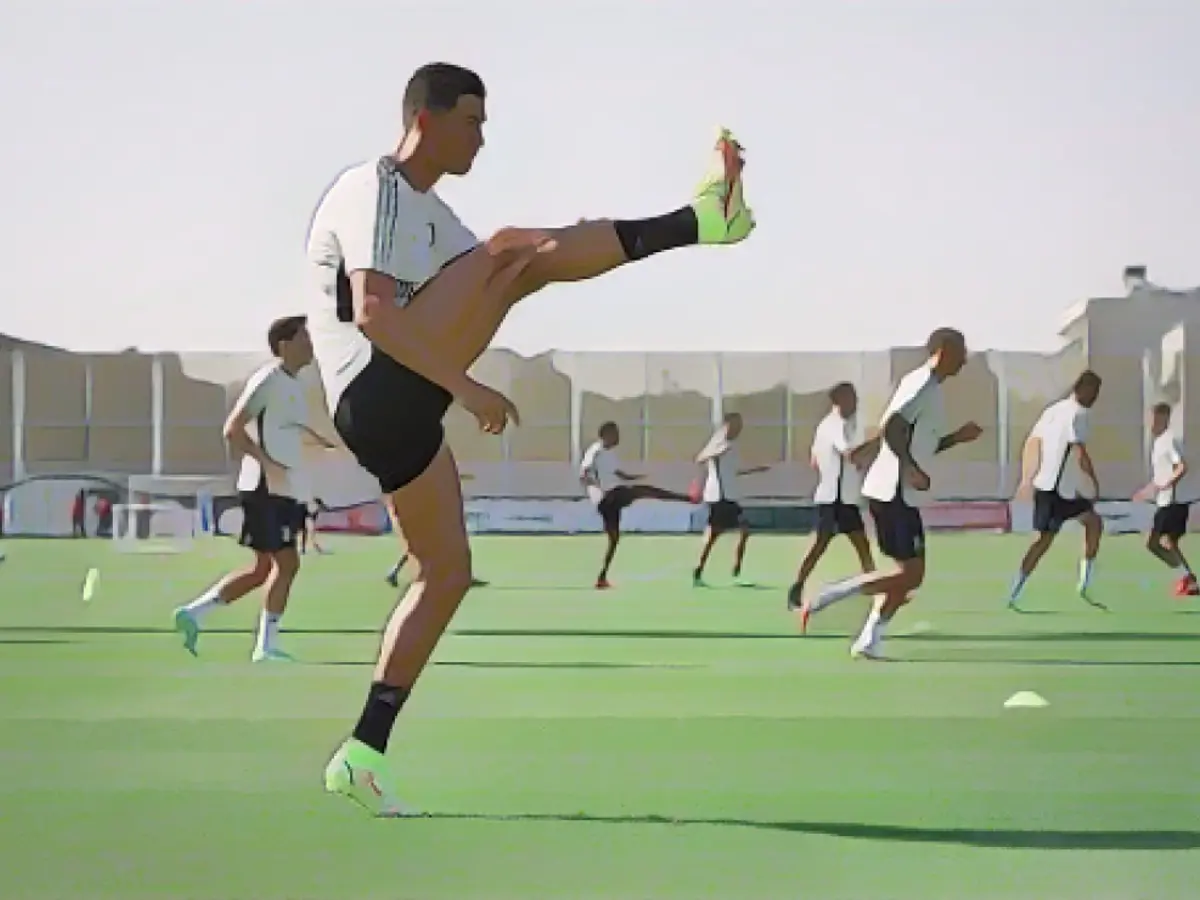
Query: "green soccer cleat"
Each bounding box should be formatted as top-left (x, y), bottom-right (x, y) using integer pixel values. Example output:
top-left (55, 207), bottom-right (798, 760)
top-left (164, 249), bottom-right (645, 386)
top-left (324, 738), bottom-right (414, 817)
top-left (692, 127), bottom-right (755, 245)
top-left (172, 608), bottom-right (200, 656)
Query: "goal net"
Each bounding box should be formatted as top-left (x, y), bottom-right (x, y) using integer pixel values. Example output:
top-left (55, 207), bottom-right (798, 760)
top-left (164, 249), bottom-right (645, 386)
top-left (113, 475), bottom-right (227, 553)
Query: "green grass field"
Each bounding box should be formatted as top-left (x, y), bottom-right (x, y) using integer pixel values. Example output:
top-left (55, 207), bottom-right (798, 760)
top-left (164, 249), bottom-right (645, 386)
top-left (1, 532), bottom-right (1198, 900)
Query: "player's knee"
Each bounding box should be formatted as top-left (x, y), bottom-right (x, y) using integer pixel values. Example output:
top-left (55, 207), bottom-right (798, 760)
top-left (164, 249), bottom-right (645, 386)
top-left (415, 549), bottom-right (474, 598)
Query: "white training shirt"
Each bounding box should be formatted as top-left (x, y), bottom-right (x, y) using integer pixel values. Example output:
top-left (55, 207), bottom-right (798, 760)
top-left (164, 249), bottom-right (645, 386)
top-left (581, 441), bottom-right (620, 504)
top-left (1151, 431), bottom-right (1185, 507)
top-left (233, 363), bottom-right (309, 498)
top-left (861, 365), bottom-right (945, 506)
top-left (1030, 397), bottom-right (1090, 499)
top-left (811, 411), bottom-right (864, 505)
top-left (700, 429), bottom-right (742, 503)
top-left (305, 157), bottom-right (478, 411)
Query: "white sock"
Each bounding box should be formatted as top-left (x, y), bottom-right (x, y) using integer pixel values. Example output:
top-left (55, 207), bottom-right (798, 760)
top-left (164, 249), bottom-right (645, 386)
top-left (256, 611), bottom-right (281, 652)
top-left (1078, 558), bottom-right (1095, 591)
top-left (813, 573), bottom-right (873, 611)
top-left (183, 589), bottom-right (223, 624)
top-left (854, 608), bottom-right (885, 650)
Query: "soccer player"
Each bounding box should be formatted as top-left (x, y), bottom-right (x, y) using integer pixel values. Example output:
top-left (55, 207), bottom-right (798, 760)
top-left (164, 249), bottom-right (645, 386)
top-left (173, 316), bottom-right (325, 661)
top-left (787, 382), bottom-right (878, 620)
top-left (297, 497), bottom-right (328, 555)
top-left (799, 329), bottom-right (981, 658)
top-left (581, 422), bottom-right (692, 589)
top-left (1007, 371), bottom-right (1104, 610)
top-left (308, 63), bottom-right (753, 815)
top-left (1133, 402), bottom-right (1197, 596)
top-left (691, 413), bottom-right (770, 586)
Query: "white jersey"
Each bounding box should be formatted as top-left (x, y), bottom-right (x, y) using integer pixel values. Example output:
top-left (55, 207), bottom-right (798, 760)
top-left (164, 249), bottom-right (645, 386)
top-left (861, 365), bottom-right (945, 506)
top-left (700, 429), bottom-right (742, 503)
top-left (581, 441), bottom-right (621, 504)
top-left (233, 363), bottom-right (309, 498)
top-left (811, 411), bottom-right (864, 505)
top-left (1151, 431), bottom-right (1185, 507)
top-left (1030, 397), bottom-right (1090, 499)
top-left (305, 158), bottom-right (478, 411)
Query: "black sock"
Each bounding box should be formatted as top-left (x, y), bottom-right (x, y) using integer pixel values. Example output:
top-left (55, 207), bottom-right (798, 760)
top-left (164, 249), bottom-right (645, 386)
top-left (613, 207), bottom-right (698, 261)
top-left (351, 681), bottom-right (409, 754)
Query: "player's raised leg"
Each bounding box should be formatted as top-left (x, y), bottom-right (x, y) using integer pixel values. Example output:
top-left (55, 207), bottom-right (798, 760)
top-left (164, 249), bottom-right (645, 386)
top-left (324, 446), bottom-right (471, 816)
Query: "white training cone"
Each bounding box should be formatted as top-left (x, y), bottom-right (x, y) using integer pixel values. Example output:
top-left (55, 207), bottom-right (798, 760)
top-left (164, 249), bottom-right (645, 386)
top-left (81, 568), bottom-right (100, 603)
top-left (1004, 690), bottom-right (1048, 709)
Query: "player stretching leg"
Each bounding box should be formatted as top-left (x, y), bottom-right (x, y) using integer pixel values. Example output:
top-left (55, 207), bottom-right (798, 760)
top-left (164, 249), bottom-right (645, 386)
top-left (581, 422), bottom-right (692, 589)
top-left (1134, 402), bottom-right (1197, 596)
top-left (174, 317), bottom-right (325, 661)
top-left (692, 413), bottom-right (769, 586)
top-left (787, 383), bottom-right (878, 626)
top-left (307, 63), bottom-right (754, 815)
top-left (1007, 372), bottom-right (1105, 610)
top-left (799, 330), bottom-right (980, 658)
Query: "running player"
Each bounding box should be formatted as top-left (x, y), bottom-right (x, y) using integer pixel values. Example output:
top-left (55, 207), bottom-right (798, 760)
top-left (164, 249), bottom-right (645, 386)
top-left (311, 63), bottom-right (754, 815)
top-left (1007, 371), bottom-right (1104, 609)
top-left (581, 422), bottom-right (692, 589)
top-left (173, 316), bottom-right (319, 661)
top-left (799, 329), bottom-right (980, 658)
top-left (1133, 402), bottom-right (1197, 596)
top-left (787, 382), bottom-right (877, 620)
top-left (298, 497), bottom-right (328, 555)
top-left (692, 413), bottom-right (770, 586)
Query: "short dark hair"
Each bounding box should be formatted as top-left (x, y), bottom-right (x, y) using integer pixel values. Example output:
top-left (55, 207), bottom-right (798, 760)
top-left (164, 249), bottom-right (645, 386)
top-left (1152, 401), bottom-right (1172, 418)
top-left (829, 381), bottom-right (855, 402)
top-left (403, 63), bottom-right (486, 128)
top-left (1073, 370), bottom-right (1102, 394)
top-left (267, 315), bottom-right (307, 357)
top-left (598, 421), bottom-right (618, 436)
top-left (926, 327), bottom-right (965, 355)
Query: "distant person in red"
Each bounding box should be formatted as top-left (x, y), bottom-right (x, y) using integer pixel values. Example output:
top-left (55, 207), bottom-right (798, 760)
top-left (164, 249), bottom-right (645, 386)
top-left (71, 490), bottom-right (86, 538)
top-left (95, 495), bottom-right (113, 538)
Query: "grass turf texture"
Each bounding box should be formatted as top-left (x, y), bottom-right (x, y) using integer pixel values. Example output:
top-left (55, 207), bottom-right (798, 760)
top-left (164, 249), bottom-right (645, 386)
top-left (1, 533), bottom-right (1198, 900)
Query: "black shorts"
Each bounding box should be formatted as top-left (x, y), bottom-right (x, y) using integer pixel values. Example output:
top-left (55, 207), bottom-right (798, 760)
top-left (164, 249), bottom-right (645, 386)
top-left (1152, 503), bottom-right (1190, 539)
top-left (290, 502), bottom-right (314, 532)
top-left (707, 500), bottom-right (745, 531)
top-left (868, 498), bottom-right (925, 561)
top-left (334, 347), bottom-right (451, 494)
top-left (596, 486), bottom-right (636, 530)
top-left (1033, 490), bottom-right (1094, 534)
top-left (239, 492), bottom-right (302, 554)
top-left (816, 501), bottom-right (866, 537)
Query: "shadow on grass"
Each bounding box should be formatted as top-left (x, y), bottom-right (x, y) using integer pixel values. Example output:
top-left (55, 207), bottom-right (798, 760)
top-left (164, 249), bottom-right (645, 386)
top-left (0, 637), bottom-right (74, 645)
top-left (908, 656), bottom-right (1200, 667)
top-left (419, 812), bottom-right (1200, 850)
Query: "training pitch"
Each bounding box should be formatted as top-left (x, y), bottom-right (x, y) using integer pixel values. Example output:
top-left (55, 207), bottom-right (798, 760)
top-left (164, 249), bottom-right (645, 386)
top-left (1, 533), bottom-right (1198, 899)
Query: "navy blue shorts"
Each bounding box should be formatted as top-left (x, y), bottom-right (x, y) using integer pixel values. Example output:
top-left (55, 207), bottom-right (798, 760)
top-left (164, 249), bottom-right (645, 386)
top-left (1033, 490), bottom-right (1093, 535)
top-left (868, 498), bottom-right (925, 561)
top-left (816, 502), bottom-right (865, 537)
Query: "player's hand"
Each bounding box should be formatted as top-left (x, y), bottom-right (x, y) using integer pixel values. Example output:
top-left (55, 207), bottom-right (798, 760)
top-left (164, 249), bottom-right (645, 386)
top-left (459, 380), bottom-right (520, 434)
top-left (1132, 484), bottom-right (1154, 502)
top-left (955, 421), bottom-right (984, 443)
top-left (1016, 480), bottom-right (1033, 500)
top-left (485, 227), bottom-right (558, 258)
top-left (907, 466), bottom-right (931, 491)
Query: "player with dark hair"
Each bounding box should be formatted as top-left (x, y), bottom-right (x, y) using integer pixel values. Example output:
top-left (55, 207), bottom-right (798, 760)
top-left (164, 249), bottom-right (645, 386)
top-left (307, 63), bottom-right (754, 815)
top-left (691, 413), bottom-right (770, 586)
top-left (174, 316), bottom-right (332, 660)
top-left (799, 329), bottom-right (981, 658)
top-left (580, 421), bottom-right (692, 589)
top-left (1133, 402), bottom-right (1197, 596)
top-left (1008, 370), bottom-right (1104, 609)
top-left (788, 382), bottom-right (878, 624)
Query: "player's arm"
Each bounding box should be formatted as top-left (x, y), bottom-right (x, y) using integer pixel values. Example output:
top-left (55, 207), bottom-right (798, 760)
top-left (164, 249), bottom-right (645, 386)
top-left (579, 447), bottom-right (600, 489)
top-left (1018, 433), bottom-right (1041, 493)
top-left (696, 430), bottom-right (729, 464)
top-left (881, 415), bottom-right (923, 478)
top-left (936, 422), bottom-right (983, 454)
top-left (223, 375), bottom-right (281, 468)
top-left (1070, 411), bottom-right (1100, 496)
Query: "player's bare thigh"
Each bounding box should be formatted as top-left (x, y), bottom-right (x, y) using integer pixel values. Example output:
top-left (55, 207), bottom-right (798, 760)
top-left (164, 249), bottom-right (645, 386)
top-left (387, 444), bottom-right (472, 584)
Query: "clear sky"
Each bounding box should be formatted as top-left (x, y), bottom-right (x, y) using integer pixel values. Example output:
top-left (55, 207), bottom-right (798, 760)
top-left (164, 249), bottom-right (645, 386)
top-left (2, 0), bottom-right (1198, 355)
